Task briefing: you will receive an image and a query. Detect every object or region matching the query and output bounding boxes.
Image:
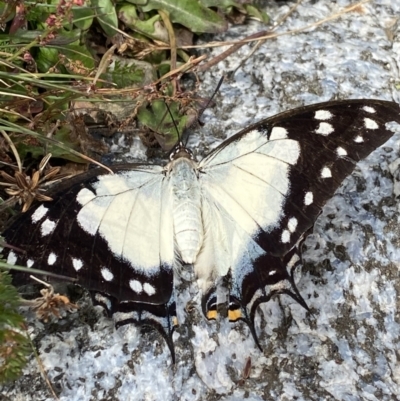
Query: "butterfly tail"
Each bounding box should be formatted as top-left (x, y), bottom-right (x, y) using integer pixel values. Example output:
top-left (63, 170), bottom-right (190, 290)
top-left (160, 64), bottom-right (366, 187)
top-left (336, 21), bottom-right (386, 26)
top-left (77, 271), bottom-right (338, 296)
top-left (111, 296), bottom-right (178, 363)
top-left (226, 248), bottom-right (310, 350)
top-left (202, 285), bottom-right (264, 351)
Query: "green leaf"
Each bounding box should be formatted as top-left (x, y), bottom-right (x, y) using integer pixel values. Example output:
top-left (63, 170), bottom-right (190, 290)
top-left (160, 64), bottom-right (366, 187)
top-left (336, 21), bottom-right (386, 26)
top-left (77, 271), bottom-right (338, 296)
top-left (48, 126), bottom-right (86, 162)
top-left (6, 29), bottom-right (81, 45)
top-left (35, 29), bottom-right (95, 73)
top-left (92, 0), bottom-right (119, 37)
top-left (102, 56), bottom-right (155, 88)
top-left (14, 140), bottom-right (47, 160)
top-left (129, 0), bottom-right (228, 33)
top-left (13, 127), bottom-right (85, 163)
top-left (0, 271), bottom-right (21, 311)
top-left (36, 46), bottom-right (59, 73)
top-left (200, 0), bottom-right (269, 23)
top-left (0, 271), bottom-right (30, 383)
top-left (118, 4), bottom-right (168, 42)
top-left (0, 2), bottom-right (15, 23)
top-left (200, 0), bottom-right (243, 9)
top-left (72, 1), bottom-right (95, 30)
top-left (62, 43), bottom-right (96, 71)
top-left (137, 99), bottom-right (188, 151)
top-left (244, 4), bottom-right (269, 23)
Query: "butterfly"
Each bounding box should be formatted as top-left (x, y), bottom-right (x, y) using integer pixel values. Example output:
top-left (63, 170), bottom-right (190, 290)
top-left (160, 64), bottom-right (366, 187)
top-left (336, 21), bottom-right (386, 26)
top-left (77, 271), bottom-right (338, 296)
top-left (2, 99), bottom-right (400, 361)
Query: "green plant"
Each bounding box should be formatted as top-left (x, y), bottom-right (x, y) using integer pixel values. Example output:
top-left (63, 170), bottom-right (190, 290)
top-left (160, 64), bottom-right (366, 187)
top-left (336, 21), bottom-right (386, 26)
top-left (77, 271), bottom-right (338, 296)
top-left (0, 270), bottom-right (30, 383)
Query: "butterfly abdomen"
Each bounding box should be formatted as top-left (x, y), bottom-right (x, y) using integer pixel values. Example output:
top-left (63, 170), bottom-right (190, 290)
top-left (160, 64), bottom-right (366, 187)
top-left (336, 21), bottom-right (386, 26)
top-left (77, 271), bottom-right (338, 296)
top-left (169, 157), bottom-right (203, 264)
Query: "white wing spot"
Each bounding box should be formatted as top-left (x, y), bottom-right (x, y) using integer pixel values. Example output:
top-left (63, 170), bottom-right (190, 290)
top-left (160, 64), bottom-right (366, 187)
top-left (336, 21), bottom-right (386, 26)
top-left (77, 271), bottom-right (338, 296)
top-left (281, 229), bottom-right (291, 243)
top-left (72, 258), bottom-right (83, 271)
top-left (40, 218), bottom-right (57, 236)
top-left (315, 122), bottom-right (334, 136)
top-left (31, 205), bottom-right (49, 223)
top-left (48, 252), bottom-right (57, 265)
top-left (129, 279), bottom-right (143, 294)
top-left (354, 135), bottom-right (364, 143)
top-left (364, 118), bottom-right (378, 130)
top-left (143, 282), bottom-right (156, 296)
top-left (269, 270), bottom-right (277, 276)
top-left (363, 106), bottom-right (376, 113)
top-left (101, 267), bottom-right (114, 281)
top-left (27, 259), bottom-right (34, 268)
top-left (321, 166), bottom-right (332, 178)
top-left (270, 126), bottom-right (288, 140)
top-left (315, 110), bottom-right (333, 120)
top-left (7, 251), bottom-right (17, 265)
top-left (336, 147), bottom-right (347, 157)
top-left (304, 191), bottom-right (313, 205)
top-left (288, 217), bottom-right (298, 233)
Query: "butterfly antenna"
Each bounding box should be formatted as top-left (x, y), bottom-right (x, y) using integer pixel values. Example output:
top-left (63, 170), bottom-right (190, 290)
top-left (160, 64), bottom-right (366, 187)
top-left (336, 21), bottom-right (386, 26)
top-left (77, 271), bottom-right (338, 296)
top-left (198, 75), bottom-right (224, 121)
top-left (182, 76), bottom-right (225, 148)
top-left (182, 75), bottom-right (225, 148)
top-left (163, 101), bottom-right (183, 151)
top-left (164, 76), bottom-right (225, 150)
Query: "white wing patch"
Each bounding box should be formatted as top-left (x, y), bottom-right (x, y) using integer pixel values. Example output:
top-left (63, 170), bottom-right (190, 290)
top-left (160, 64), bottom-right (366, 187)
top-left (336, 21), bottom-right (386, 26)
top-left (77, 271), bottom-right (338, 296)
top-left (363, 106), bottom-right (376, 113)
top-left (257, 139), bottom-right (300, 165)
top-left (194, 192), bottom-right (231, 291)
top-left (48, 252), bottom-right (57, 265)
top-left (315, 110), bottom-right (333, 120)
top-left (336, 147), bottom-right (347, 157)
top-left (101, 267), bottom-right (114, 281)
top-left (143, 282), bottom-right (156, 296)
top-left (130, 279), bottom-right (143, 293)
top-left (315, 122), bottom-right (334, 136)
top-left (76, 187), bottom-right (97, 205)
top-left (7, 250), bottom-right (17, 265)
top-left (201, 155), bottom-right (286, 237)
top-left (321, 166), bottom-right (332, 178)
top-left (270, 126), bottom-right (288, 140)
top-left (288, 217), bottom-right (298, 232)
top-left (200, 131), bottom-right (300, 239)
top-left (304, 191), bottom-right (313, 205)
top-left (40, 218), bottom-right (57, 236)
top-left (364, 118), bottom-right (378, 130)
top-left (195, 191), bottom-right (267, 297)
top-left (76, 167), bottom-right (174, 273)
top-left (31, 204), bottom-right (48, 223)
top-left (76, 190), bottom-right (111, 235)
top-left (281, 230), bottom-right (291, 243)
top-left (72, 258), bottom-right (83, 271)
top-left (281, 217), bottom-right (298, 244)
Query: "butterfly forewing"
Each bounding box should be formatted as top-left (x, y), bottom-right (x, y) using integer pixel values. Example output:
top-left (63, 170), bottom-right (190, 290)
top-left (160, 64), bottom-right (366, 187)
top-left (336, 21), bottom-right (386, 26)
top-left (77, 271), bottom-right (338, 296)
top-left (2, 98), bottom-right (400, 359)
top-left (201, 100), bottom-right (400, 253)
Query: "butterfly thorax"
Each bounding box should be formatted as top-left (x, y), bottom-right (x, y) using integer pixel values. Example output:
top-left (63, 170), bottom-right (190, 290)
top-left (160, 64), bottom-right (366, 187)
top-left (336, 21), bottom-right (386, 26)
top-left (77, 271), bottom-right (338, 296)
top-left (167, 156), bottom-right (203, 264)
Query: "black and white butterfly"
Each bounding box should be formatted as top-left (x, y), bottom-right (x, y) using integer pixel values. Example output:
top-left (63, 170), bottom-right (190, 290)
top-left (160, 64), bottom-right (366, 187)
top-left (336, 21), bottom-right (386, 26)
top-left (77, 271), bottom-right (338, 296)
top-left (2, 99), bottom-right (400, 361)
